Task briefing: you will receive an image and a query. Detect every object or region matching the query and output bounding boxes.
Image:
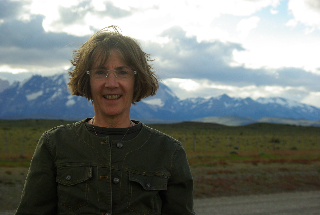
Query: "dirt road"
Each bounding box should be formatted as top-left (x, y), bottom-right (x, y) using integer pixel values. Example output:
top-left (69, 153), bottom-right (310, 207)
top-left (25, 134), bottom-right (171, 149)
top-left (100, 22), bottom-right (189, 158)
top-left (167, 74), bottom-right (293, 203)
top-left (1, 191), bottom-right (319, 215)
top-left (194, 190), bottom-right (320, 215)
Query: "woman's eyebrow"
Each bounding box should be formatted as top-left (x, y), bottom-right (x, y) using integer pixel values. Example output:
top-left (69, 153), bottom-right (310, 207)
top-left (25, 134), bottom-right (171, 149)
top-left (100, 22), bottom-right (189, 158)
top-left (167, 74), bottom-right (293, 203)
top-left (91, 66), bottom-right (107, 70)
top-left (114, 66), bottom-right (130, 70)
top-left (93, 65), bottom-right (130, 70)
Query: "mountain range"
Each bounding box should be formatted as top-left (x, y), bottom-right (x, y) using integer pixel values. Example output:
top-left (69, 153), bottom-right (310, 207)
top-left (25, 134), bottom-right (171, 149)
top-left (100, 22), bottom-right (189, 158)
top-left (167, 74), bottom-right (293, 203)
top-left (0, 73), bottom-right (319, 126)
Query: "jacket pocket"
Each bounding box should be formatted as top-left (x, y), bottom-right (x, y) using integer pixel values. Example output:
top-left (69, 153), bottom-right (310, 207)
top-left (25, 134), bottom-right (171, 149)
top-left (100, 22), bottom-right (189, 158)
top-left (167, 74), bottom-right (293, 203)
top-left (128, 172), bottom-right (168, 214)
top-left (56, 166), bottom-right (92, 211)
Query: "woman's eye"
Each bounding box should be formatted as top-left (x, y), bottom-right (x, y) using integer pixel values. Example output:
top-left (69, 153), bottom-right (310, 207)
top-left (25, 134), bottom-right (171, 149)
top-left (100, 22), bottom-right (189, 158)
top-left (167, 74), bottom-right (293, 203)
top-left (96, 70), bottom-right (105, 75)
top-left (119, 70), bottom-right (129, 75)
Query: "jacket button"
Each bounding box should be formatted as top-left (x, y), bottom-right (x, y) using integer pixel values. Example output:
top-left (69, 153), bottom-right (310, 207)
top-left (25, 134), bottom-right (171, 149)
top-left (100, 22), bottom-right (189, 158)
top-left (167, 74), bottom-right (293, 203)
top-left (116, 142), bottom-right (123, 148)
top-left (113, 178), bottom-right (120, 184)
top-left (66, 175), bottom-right (71, 181)
top-left (146, 183), bottom-right (151, 188)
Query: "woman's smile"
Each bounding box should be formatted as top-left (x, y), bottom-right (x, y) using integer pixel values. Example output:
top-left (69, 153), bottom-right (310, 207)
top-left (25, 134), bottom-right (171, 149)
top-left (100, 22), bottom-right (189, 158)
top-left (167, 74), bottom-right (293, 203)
top-left (103, 94), bottom-right (122, 100)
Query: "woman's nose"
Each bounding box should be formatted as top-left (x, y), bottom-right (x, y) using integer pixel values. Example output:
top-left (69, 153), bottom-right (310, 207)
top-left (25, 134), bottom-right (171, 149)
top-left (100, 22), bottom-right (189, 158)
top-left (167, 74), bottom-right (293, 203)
top-left (104, 72), bottom-right (119, 87)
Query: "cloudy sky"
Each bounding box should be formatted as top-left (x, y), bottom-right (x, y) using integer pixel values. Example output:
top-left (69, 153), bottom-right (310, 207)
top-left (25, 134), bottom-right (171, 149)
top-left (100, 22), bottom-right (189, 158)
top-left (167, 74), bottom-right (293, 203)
top-left (0, 0), bottom-right (320, 107)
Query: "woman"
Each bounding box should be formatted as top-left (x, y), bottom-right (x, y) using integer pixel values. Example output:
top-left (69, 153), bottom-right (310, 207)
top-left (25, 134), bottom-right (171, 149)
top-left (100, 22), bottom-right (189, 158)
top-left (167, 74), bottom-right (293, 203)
top-left (15, 26), bottom-right (196, 215)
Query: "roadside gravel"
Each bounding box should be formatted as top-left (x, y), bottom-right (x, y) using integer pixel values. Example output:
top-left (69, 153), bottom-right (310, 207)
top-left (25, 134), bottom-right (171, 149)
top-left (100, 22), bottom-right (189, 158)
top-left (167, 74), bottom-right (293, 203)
top-left (193, 191), bottom-right (320, 215)
top-left (1, 191), bottom-right (319, 215)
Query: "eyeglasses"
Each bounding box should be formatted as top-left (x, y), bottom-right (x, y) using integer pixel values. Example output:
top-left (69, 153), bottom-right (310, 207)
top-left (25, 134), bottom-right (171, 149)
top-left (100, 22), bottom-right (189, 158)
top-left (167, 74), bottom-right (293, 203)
top-left (87, 68), bottom-right (137, 80)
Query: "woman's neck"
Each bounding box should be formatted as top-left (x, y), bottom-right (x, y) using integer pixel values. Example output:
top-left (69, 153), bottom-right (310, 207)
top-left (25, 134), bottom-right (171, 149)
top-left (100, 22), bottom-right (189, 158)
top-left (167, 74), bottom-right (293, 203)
top-left (91, 115), bottom-right (132, 128)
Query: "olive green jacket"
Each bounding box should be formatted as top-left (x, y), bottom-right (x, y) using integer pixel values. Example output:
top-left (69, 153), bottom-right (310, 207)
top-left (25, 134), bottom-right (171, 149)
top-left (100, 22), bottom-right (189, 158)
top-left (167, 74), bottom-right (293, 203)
top-left (15, 120), bottom-right (195, 215)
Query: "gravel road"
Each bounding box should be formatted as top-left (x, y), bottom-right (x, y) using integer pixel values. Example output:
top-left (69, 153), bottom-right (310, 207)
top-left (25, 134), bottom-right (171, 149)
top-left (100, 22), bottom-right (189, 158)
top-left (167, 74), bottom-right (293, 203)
top-left (194, 190), bottom-right (320, 215)
top-left (1, 191), bottom-right (319, 215)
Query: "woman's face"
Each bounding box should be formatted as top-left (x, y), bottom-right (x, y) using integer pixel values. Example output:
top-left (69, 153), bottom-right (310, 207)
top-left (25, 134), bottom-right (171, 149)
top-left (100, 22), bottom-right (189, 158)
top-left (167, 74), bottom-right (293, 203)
top-left (90, 49), bottom-right (135, 121)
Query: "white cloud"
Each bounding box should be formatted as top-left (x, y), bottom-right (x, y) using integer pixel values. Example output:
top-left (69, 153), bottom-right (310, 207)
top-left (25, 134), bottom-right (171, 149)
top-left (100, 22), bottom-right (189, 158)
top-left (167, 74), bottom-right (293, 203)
top-left (163, 79), bottom-right (200, 92)
top-left (232, 22), bottom-right (320, 73)
top-left (237, 16), bottom-right (260, 39)
top-left (288, 0), bottom-right (320, 30)
top-left (270, 9), bottom-right (279, 14)
top-left (285, 19), bottom-right (298, 27)
top-left (304, 27), bottom-right (315, 34)
top-left (0, 65), bottom-right (28, 74)
top-left (26, 0), bottom-right (280, 40)
top-left (301, 92), bottom-right (320, 108)
top-left (91, 0), bottom-right (109, 11)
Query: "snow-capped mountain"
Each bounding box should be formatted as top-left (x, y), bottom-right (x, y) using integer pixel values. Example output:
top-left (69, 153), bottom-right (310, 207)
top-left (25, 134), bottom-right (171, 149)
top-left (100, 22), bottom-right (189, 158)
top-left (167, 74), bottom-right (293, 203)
top-left (0, 74), bottom-right (94, 119)
top-left (0, 74), bottom-right (320, 123)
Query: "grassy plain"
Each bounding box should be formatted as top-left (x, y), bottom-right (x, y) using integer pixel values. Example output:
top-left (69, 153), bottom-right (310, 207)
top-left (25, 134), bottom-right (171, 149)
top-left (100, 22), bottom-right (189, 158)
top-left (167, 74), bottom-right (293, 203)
top-left (0, 119), bottom-right (320, 210)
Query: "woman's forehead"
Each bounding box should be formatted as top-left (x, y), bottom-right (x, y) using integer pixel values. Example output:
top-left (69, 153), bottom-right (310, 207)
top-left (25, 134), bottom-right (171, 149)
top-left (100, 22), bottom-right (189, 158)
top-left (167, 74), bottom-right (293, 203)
top-left (91, 48), bottom-right (127, 68)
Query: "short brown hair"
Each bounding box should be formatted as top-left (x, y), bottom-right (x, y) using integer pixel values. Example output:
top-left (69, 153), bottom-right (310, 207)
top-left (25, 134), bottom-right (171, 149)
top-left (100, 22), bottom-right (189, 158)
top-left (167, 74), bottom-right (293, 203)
top-left (68, 26), bottom-right (159, 103)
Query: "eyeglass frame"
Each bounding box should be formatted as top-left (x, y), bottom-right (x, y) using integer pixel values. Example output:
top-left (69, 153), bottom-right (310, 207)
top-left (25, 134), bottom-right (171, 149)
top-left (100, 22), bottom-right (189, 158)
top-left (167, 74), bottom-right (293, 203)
top-left (86, 68), bottom-right (137, 80)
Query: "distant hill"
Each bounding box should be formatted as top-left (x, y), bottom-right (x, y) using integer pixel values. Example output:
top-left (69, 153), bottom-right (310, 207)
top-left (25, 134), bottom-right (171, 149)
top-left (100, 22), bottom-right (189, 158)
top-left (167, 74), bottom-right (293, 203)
top-left (193, 116), bottom-right (320, 127)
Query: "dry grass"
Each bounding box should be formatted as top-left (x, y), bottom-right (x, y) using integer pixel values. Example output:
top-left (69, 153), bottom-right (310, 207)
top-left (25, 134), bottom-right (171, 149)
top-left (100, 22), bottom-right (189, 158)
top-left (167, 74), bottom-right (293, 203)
top-left (191, 150), bottom-right (320, 198)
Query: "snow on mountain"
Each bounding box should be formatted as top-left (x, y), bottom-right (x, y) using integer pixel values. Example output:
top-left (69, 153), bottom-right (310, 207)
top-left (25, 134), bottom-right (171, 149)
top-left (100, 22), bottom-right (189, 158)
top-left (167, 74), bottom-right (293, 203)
top-left (26, 90), bottom-right (43, 101)
top-left (142, 98), bottom-right (164, 107)
top-left (256, 97), bottom-right (304, 108)
top-left (0, 74), bottom-right (320, 123)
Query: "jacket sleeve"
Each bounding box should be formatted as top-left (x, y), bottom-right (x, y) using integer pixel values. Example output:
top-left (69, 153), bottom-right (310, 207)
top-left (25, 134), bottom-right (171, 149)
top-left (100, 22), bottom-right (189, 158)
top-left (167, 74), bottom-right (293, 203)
top-left (15, 133), bottom-right (58, 215)
top-left (160, 145), bottom-right (196, 215)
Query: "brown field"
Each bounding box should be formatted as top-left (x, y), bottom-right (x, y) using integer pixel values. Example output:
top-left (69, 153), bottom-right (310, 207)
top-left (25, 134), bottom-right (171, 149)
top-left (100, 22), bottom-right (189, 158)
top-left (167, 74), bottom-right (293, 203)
top-left (189, 150), bottom-right (320, 198)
